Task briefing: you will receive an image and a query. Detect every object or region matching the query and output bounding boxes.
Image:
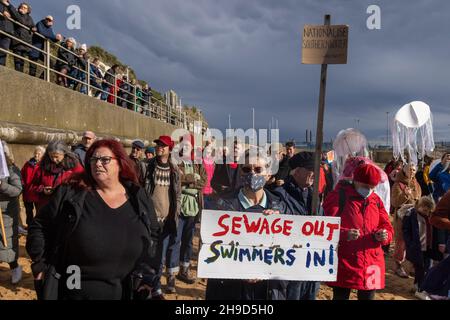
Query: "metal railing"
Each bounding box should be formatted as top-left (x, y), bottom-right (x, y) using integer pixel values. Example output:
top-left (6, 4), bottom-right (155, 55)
top-left (0, 12), bottom-right (206, 132)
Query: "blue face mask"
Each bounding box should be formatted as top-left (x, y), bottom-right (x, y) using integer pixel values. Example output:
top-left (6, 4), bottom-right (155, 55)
top-left (242, 173), bottom-right (266, 192)
top-left (356, 187), bottom-right (373, 199)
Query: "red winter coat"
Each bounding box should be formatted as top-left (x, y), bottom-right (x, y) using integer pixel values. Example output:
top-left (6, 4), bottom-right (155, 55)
top-left (21, 159), bottom-right (39, 202)
top-left (28, 163), bottom-right (84, 209)
top-left (323, 181), bottom-right (394, 290)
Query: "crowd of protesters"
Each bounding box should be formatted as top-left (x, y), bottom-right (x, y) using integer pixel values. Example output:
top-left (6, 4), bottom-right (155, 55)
top-left (0, 1), bottom-right (161, 117)
top-left (0, 133), bottom-right (450, 300)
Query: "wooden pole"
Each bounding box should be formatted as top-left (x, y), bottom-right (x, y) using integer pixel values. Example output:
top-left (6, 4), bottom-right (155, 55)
top-left (311, 14), bottom-right (330, 216)
top-left (0, 208), bottom-right (7, 248)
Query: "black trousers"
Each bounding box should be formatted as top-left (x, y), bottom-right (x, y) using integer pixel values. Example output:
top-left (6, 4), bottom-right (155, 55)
top-left (13, 48), bottom-right (30, 72)
top-left (0, 36), bottom-right (11, 66)
top-left (413, 252), bottom-right (432, 291)
top-left (332, 287), bottom-right (376, 300)
top-left (24, 201), bottom-right (37, 227)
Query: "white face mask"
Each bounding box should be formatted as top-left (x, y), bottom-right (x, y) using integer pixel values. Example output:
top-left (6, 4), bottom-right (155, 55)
top-left (356, 187), bottom-right (373, 199)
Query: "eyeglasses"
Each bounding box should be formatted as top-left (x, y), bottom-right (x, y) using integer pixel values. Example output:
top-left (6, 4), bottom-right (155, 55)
top-left (241, 166), bottom-right (265, 174)
top-left (89, 156), bottom-right (116, 165)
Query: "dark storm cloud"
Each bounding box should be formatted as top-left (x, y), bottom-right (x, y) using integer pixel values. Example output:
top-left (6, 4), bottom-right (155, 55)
top-left (28, 0), bottom-right (450, 143)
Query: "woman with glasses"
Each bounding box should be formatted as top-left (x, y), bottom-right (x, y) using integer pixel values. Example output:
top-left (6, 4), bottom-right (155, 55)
top-left (205, 148), bottom-right (289, 300)
top-left (27, 139), bottom-right (160, 300)
top-left (28, 140), bottom-right (84, 212)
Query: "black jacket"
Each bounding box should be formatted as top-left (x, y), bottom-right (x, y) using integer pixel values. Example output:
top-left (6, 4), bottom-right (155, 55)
top-left (55, 42), bottom-right (78, 70)
top-left (0, 3), bottom-right (14, 34)
top-left (9, 6), bottom-right (34, 52)
top-left (402, 208), bottom-right (445, 266)
top-left (26, 182), bottom-right (161, 299)
top-left (104, 67), bottom-right (116, 86)
top-left (210, 159), bottom-right (242, 197)
top-left (275, 155), bottom-right (291, 182)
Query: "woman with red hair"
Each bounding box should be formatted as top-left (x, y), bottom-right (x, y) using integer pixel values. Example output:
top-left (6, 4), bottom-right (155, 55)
top-left (27, 139), bottom-right (161, 300)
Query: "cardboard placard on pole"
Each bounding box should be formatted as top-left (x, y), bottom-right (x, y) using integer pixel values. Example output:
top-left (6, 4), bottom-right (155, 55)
top-left (302, 24), bottom-right (349, 65)
top-left (301, 15), bottom-right (348, 215)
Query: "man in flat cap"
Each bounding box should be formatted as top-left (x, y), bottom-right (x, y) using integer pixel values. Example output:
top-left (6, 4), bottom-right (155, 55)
top-left (129, 139), bottom-right (146, 186)
top-left (272, 151), bottom-right (320, 300)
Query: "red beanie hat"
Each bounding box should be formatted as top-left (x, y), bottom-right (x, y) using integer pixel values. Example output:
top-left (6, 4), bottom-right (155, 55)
top-left (353, 163), bottom-right (381, 186)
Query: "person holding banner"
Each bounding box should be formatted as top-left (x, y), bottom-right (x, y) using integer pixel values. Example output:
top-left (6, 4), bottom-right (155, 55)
top-left (323, 163), bottom-right (393, 300)
top-left (0, 141), bottom-right (23, 284)
top-left (273, 151), bottom-right (320, 300)
top-left (205, 148), bottom-right (289, 300)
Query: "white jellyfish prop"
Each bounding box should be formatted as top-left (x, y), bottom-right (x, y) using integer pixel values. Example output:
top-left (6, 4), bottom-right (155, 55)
top-left (332, 128), bottom-right (369, 186)
top-left (332, 130), bottom-right (391, 213)
top-left (392, 101), bottom-right (435, 165)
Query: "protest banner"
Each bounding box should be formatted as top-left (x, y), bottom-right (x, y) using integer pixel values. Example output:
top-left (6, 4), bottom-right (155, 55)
top-left (198, 210), bottom-right (341, 281)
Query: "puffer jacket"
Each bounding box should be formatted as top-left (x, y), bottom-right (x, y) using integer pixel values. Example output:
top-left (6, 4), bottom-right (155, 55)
top-left (323, 181), bottom-right (394, 290)
top-left (0, 165), bottom-right (22, 264)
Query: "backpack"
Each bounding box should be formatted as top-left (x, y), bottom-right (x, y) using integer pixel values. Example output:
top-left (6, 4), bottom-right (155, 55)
top-left (180, 163), bottom-right (200, 217)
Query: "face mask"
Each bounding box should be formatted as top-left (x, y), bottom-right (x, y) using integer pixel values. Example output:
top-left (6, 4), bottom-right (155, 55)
top-left (242, 173), bottom-right (266, 192)
top-left (356, 187), bottom-right (373, 199)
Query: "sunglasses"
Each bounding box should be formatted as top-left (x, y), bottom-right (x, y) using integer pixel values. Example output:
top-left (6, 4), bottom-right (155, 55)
top-left (89, 156), bottom-right (116, 165)
top-left (241, 166), bottom-right (265, 174)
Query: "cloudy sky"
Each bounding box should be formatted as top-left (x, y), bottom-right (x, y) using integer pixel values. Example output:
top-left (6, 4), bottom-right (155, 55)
top-left (29, 0), bottom-right (450, 144)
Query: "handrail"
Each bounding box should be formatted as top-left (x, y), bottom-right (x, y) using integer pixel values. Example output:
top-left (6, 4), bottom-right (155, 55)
top-left (0, 10), bottom-right (46, 41)
top-left (0, 11), bottom-right (205, 131)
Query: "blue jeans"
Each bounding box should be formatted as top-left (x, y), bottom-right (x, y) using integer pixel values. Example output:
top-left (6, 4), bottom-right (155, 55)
top-left (176, 215), bottom-right (197, 268)
top-left (153, 222), bottom-right (179, 294)
top-left (78, 72), bottom-right (87, 94)
top-left (101, 83), bottom-right (110, 101)
top-left (286, 281), bottom-right (320, 300)
top-left (203, 195), bottom-right (215, 210)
